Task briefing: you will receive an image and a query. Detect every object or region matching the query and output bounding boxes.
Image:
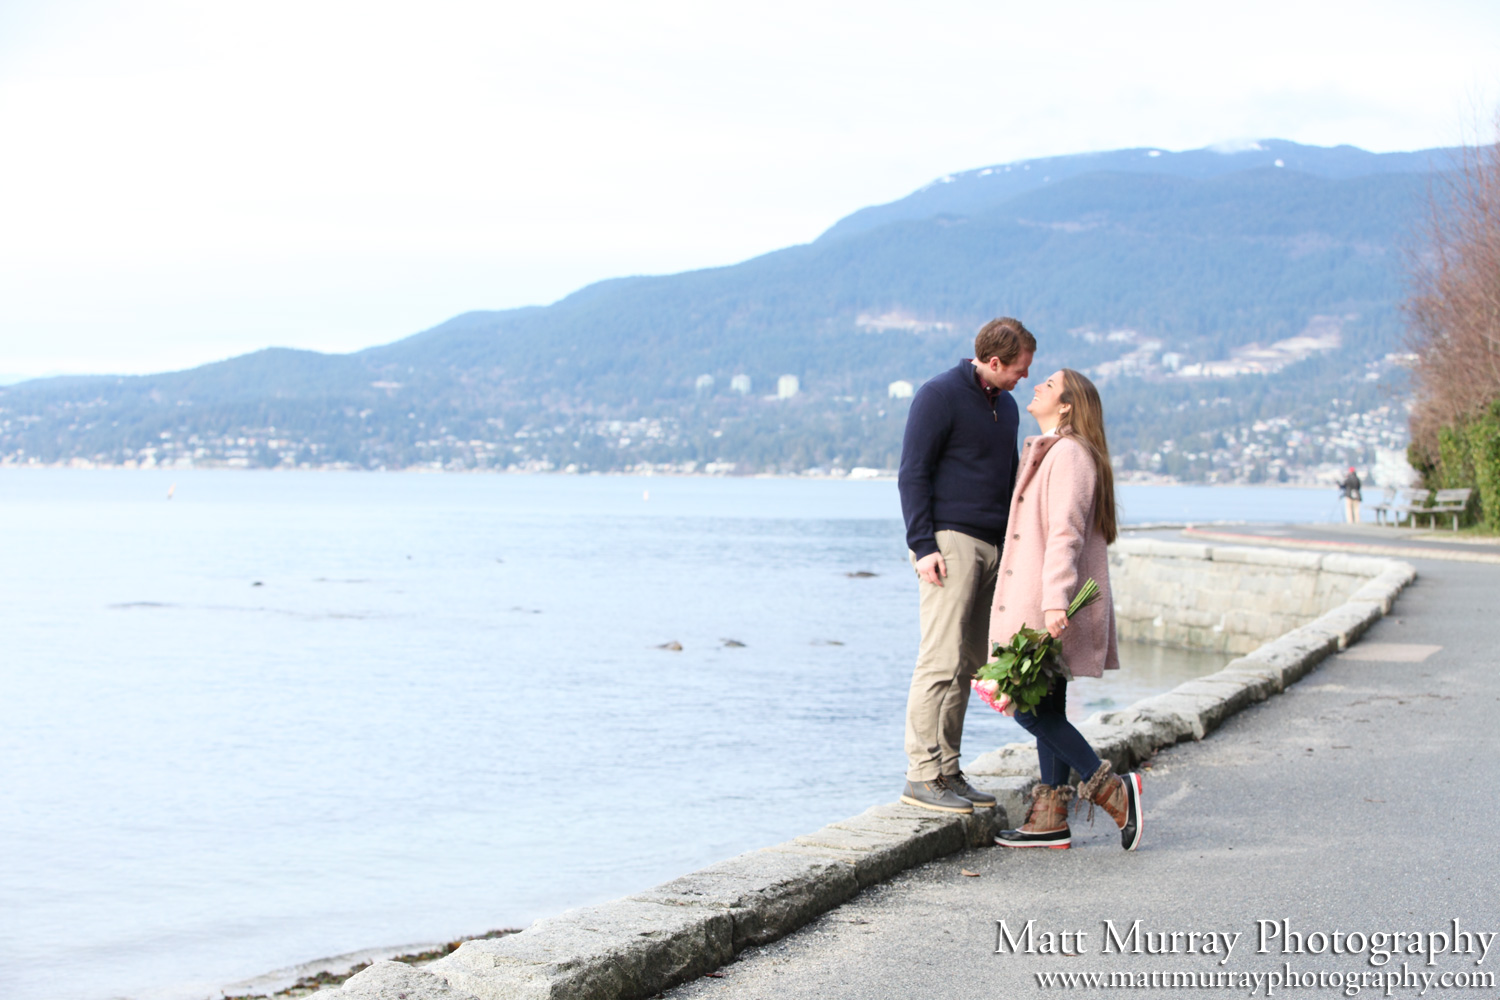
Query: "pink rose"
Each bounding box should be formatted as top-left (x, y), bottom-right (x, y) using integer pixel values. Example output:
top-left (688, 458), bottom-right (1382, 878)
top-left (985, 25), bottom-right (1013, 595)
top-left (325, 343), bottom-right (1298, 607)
top-left (971, 678), bottom-right (1013, 715)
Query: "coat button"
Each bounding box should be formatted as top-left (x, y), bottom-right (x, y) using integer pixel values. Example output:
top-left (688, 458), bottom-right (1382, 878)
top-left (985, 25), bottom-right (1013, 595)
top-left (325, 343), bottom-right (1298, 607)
top-left (997, 605), bottom-right (1005, 612)
top-left (1017, 495), bottom-right (1024, 502)
top-left (1012, 533), bottom-right (1020, 540)
top-left (1005, 569), bottom-right (1013, 576)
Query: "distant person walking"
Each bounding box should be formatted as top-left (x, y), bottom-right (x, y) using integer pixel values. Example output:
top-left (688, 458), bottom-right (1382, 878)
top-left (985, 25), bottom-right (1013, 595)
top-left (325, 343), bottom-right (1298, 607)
top-left (990, 369), bottom-right (1144, 851)
top-left (1340, 467), bottom-right (1362, 524)
top-left (897, 317), bottom-right (1034, 813)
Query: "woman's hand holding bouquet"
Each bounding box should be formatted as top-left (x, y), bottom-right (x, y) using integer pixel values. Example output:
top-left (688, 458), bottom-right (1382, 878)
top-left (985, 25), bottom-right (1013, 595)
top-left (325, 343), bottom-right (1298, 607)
top-left (970, 579), bottom-right (1100, 715)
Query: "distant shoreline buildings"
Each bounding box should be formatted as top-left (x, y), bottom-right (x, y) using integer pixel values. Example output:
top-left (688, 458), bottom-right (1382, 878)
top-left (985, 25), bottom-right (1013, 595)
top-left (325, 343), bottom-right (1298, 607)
top-left (1, 343), bottom-right (1414, 485)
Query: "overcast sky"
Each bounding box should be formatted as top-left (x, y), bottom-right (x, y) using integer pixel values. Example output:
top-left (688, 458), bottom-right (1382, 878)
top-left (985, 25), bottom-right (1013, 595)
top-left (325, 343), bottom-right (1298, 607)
top-left (1, 0), bottom-right (1497, 380)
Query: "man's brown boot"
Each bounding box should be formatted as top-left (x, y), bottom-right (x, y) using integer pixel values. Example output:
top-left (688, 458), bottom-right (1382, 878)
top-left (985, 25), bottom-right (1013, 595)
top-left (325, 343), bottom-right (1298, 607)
top-left (1077, 761), bottom-right (1144, 851)
top-left (994, 783), bottom-right (1073, 848)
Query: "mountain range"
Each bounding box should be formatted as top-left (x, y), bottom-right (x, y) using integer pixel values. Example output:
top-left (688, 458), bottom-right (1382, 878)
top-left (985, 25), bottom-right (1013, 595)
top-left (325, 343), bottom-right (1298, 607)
top-left (0, 139), bottom-right (1451, 478)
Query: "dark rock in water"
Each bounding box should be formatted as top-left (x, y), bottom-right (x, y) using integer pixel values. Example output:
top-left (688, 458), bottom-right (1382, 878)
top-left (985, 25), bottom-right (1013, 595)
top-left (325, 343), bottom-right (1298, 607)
top-left (721, 639), bottom-right (746, 648)
top-left (845, 570), bottom-right (878, 578)
top-left (657, 641), bottom-right (684, 651)
top-left (813, 639), bottom-right (845, 646)
top-left (252, 581), bottom-right (264, 587)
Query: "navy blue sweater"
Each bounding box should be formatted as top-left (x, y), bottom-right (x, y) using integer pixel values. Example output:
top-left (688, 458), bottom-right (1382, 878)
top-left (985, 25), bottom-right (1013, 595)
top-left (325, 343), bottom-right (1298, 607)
top-left (898, 360), bottom-right (1020, 558)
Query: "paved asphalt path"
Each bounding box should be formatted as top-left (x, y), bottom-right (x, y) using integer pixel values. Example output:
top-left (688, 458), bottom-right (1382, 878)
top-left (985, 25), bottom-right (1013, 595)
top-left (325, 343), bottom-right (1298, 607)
top-left (1182, 523), bottom-right (1500, 562)
top-left (666, 530), bottom-right (1500, 999)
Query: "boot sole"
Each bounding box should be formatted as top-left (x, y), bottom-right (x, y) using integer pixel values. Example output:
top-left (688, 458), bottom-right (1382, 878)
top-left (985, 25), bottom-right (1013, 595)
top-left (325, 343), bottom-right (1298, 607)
top-left (900, 794), bottom-right (974, 814)
top-left (1121, 773), bottom-right (1144, 851)
top-left (995, 832), bottom-right (1071, 849)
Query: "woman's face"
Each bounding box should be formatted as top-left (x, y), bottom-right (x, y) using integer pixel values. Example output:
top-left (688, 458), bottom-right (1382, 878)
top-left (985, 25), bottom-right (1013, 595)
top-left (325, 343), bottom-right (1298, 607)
top-left (1026, 370), bottom-right (1069, 426)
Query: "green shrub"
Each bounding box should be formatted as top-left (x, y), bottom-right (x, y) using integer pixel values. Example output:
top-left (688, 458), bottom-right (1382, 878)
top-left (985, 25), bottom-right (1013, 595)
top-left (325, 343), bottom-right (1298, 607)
top-left (1467, 401), bottom-right (1500, 533)
top-left (1437, 425), bottom-right (1475, 489)
top-left (1408, 442), bottom-right (1437, 487)
top-left (1421, 399), bottom-right (1500, 531)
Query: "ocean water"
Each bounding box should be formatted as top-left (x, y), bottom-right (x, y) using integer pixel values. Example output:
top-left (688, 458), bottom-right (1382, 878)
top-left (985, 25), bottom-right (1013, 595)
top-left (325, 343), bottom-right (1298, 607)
top-left (0, 471), bottom-right (1344, 1000)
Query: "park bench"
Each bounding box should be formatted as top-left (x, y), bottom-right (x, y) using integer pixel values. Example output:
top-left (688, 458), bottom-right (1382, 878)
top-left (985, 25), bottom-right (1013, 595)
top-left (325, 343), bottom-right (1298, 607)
top-left (1373, 487), bottom-right (1430, 526)
top-left (1371, 487), bottom-right (1399, 525)
top-left (1424, 488), bottom-right (1474, 530)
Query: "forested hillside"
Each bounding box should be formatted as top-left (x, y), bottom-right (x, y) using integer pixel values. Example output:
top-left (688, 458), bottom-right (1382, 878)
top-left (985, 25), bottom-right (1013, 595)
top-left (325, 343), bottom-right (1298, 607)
top-left (0, 141), bottom-right (1435, 480)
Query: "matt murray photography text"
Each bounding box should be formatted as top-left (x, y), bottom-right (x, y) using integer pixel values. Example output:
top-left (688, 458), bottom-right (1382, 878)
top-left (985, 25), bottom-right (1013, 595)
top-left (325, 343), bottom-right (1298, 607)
top-left (996, 919), bottom-right (1497, 967)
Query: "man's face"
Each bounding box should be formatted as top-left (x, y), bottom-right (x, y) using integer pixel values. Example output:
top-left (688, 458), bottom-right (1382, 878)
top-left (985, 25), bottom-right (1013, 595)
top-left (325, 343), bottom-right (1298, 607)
top-left (976, 350), bottom-right (1033, 391)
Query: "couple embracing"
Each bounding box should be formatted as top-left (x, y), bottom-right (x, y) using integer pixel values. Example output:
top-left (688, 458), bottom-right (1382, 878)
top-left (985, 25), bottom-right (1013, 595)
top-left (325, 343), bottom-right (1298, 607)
top-left (896, 317), bottom-right (1144, 852)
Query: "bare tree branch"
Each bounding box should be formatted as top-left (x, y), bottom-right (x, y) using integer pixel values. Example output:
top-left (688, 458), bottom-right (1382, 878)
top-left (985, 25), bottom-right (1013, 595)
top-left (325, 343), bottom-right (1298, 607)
top-left (1404, 113), bottom-right (1500, 464)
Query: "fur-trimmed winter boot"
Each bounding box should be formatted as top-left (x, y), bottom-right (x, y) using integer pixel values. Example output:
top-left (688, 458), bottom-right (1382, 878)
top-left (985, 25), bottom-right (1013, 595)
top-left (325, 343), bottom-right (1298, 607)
top-left (994, 783), bottom-right (1074, 849)
top-left (1077, 760), bottom-right (1144, 851)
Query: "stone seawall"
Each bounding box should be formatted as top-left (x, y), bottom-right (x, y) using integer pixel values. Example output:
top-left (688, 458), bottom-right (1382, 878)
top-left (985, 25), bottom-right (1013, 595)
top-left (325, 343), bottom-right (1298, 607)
top-left (1110, 538), bottom-right (1371, 654)
top-left (323, 541), bottom-right (1417, 1000)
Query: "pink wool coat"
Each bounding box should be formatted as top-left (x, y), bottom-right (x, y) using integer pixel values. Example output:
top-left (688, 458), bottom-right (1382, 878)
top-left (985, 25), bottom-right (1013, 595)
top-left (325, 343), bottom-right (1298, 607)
top-left (988, 433), bottom-right (1119, 678)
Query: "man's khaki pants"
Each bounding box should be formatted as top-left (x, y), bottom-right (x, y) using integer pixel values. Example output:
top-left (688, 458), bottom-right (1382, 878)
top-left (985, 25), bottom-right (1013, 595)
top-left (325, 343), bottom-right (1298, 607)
top-left (904, 529), bottom-right (1000, 782)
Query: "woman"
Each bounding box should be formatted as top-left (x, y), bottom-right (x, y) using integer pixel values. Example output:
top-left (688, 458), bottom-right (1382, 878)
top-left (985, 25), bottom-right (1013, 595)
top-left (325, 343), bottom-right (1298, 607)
top-left (989, 369), bottom-right (1143, 851)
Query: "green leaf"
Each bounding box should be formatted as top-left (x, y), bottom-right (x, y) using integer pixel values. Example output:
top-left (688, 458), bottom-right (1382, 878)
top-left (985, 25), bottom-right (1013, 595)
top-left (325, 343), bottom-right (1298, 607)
top-left (1012, 673), bottom-right (1053, 714)
top-left (978, 660), bottom-right (1011, 682)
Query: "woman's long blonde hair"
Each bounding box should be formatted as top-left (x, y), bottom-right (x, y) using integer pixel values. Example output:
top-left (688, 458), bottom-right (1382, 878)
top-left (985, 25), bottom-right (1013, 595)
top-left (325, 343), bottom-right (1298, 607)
top-left (1056, 368), bottom-right (1118, 544)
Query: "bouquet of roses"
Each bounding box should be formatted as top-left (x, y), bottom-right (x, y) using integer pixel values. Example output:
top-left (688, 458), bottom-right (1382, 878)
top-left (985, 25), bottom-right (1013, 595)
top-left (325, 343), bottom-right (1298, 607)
top-left (971, 578), bottom-right (1101, 715)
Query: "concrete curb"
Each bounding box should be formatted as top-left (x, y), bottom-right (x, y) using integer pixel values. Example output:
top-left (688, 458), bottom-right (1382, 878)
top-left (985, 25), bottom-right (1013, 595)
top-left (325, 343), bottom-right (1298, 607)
top-left (329, 543), bottom-right (1417, 1000)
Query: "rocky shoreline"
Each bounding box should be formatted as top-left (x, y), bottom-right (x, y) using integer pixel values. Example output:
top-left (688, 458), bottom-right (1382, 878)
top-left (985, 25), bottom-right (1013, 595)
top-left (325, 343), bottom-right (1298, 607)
top-left (221, 931), bottom-right (519, 999)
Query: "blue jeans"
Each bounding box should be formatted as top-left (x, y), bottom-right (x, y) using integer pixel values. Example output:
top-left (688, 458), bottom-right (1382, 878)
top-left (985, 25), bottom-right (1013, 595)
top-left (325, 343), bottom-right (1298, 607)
top-left (1013, 679), bottom-right (1103, 787)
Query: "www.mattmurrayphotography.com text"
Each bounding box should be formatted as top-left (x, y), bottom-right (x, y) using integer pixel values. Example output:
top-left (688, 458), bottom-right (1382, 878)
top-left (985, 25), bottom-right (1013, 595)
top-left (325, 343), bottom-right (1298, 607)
top-left (995, 919), bottom-right (1497, 995)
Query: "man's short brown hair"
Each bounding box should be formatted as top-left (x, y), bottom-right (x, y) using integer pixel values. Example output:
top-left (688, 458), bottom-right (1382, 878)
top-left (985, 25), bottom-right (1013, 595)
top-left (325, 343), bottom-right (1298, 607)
top-left (974, 317), bottom-right (1036, 365)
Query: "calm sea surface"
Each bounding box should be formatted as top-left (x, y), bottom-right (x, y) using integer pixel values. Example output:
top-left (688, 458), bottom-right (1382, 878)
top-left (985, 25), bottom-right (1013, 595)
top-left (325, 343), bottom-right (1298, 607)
top-left (0, 471), bottom-right (1346, 1000)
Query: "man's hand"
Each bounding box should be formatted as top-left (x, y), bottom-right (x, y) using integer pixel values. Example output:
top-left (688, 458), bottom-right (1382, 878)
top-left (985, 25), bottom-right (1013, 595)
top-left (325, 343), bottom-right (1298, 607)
top-left (915, 551), bottom-right (947, 586)
top-left (1044, 609), bottom-right (1069, 638)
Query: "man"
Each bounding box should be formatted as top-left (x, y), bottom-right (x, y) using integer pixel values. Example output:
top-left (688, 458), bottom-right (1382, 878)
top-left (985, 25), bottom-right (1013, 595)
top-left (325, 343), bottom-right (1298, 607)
top-left (1339, 466), bottom-right (1362, 524)
top-left (898, 317), bottom-right (1035, 813)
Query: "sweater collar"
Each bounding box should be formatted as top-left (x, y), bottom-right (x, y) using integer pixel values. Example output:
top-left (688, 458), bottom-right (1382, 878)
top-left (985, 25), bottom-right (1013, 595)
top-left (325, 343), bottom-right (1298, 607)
top-left (963, 359), bottom-right (1002, 403)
